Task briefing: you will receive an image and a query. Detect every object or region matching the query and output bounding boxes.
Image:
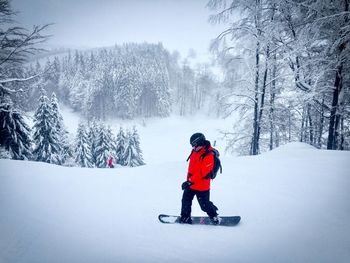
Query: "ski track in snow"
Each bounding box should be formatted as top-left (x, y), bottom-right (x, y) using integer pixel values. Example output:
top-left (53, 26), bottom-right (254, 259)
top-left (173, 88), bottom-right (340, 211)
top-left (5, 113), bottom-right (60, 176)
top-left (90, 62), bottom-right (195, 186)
top-left (1, 142), bottom-right (350, 262)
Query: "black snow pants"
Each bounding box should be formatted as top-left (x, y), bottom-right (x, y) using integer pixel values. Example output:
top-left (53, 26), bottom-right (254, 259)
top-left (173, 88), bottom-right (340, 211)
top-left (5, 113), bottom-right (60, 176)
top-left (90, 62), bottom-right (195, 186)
top-left (181, 188), bottom-right (218, 218)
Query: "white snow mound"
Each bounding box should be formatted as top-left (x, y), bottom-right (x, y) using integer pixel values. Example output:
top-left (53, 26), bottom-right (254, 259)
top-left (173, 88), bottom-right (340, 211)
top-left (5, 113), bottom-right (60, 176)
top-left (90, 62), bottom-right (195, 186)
top-left (0, 142), bottom-right (349, 262)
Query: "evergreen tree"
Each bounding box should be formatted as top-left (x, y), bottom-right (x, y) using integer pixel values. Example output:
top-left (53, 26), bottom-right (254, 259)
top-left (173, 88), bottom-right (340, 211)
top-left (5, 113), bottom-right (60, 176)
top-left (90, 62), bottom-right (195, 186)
top-left (0, 100), bottom-right (32, 160)
top-left (32, 93), bottom-right (62, 164)
top-left (115, 126), bottom-right (127, 165)
top-left (35, 42), bottom-right (177, 120)
top-left (123, 130), bottom-right (137, 167)
top-left (123, 128), bottom-right (145, 167)
top-left (0, 146), bottom-right (11, 159)
top-left (0, 0), bottom-right (49, 160)
top-left (132, 126), bottom-right (145, 165)
top-left (75, 123), bottom-right (94, 167)
top-left (87, 120), bottom-right (99, 165)
top-left (50, 92), bottom-right (72, 163)
top-left (106, 125), bottom-right (116, 156)
top-left (94, 124), bottom-right (113, 168)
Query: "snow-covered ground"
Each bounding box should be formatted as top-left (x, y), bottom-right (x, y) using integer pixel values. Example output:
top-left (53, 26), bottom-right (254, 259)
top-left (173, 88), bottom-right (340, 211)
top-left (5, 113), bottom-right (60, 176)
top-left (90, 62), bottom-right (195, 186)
top-left (50, 105), bottom-right (238, 165)
top-left (1, 140), bottom-right (349, 262)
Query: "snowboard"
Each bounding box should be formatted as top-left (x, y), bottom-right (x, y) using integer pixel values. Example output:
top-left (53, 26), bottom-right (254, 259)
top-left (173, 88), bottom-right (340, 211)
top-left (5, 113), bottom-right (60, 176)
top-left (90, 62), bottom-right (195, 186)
top-left (158, 214), bottom-right (241, 226)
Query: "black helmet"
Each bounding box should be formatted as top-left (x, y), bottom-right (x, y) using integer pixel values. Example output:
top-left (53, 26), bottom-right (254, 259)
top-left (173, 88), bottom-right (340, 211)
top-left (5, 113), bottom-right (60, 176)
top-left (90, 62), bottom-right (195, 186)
top-left (190, 133), bottom-right (206, 147)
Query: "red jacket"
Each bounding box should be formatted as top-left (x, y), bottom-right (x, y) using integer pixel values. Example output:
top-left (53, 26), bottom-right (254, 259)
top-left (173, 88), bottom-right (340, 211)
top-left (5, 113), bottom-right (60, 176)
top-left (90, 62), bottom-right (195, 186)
top-left (187, 146), bottom-right (214, 191)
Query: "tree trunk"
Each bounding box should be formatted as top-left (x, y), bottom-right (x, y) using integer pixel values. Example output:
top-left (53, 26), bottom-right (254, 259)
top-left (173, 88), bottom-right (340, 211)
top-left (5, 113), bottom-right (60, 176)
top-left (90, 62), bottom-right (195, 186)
top-left (257, 44), bottom-right (269, 152)
top-left (300, 107), bottom-right (306, 142)
top-left (251, 40), bottom-right (260, 155)
top-left (269, 55), bottom-right (276, 151)
top-left (327, 64), bottom-right (342, 149)
top-left (250, 0), bottom-right (262, 155)
top-left (327, 0), bottom-right (348, 149)
top-left (317, 96), bottom-right (325, 148)
top-left (334, 114), bottom-right (341, 149)
top-left (307, 104), bottom-right (314, 145)
top-left (288, 109), bottom-right (292, 142)
top-left (340, 116), bottom-right (345, 150)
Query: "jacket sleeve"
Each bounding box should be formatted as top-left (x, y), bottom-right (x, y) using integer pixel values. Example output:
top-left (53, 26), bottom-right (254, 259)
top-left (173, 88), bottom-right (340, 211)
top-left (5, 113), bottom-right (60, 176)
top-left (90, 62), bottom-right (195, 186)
top-left (201, 153), bottom-right (214, 179)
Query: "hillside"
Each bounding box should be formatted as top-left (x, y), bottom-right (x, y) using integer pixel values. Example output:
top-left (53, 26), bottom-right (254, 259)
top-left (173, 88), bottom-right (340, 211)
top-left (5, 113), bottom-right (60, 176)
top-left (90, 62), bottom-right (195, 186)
top-left (1, 142), bottom-right (349, 262)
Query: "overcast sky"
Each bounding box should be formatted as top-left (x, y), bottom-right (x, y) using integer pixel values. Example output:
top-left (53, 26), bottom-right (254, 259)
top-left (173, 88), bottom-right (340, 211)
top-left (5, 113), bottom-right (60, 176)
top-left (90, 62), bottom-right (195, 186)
top-left (12, 0), bottom-right (225, 63)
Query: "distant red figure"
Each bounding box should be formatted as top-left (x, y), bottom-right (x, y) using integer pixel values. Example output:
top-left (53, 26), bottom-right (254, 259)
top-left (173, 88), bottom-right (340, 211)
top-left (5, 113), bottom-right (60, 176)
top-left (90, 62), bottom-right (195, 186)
top-left (108, 157), bottom-right (114, 168)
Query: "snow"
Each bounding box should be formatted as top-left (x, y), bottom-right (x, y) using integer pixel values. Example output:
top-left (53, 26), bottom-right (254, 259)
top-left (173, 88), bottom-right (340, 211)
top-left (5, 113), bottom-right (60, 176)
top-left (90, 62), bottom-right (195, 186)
top-left (58, 105), bottom-right (237, 165)
top-left (1, 138), bottom-right (349, 262)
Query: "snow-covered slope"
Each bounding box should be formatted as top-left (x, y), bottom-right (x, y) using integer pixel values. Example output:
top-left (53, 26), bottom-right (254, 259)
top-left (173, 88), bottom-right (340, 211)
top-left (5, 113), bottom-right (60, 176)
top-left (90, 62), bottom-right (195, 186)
top-left (56, 106), bottom-right (238, 165)
top-left (1, 142), bottom-right (349, 262)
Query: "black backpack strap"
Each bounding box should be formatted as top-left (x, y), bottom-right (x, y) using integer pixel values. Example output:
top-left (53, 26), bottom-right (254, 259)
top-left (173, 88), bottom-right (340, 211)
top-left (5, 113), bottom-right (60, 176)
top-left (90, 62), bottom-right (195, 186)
top-left (201, 150), bottom-right (214, 179)
top-left (200, 150), bottom-right (212, 160)
top-left (202, 150), bottom-right (222, 179)
top-left (186, 150), bottom-right (194, 162)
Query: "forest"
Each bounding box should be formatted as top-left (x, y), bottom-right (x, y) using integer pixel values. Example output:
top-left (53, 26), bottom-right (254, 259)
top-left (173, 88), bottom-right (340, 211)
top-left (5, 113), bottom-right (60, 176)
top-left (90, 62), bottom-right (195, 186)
top-left (9, 43), bottom-right (220, 120)
top-left (208, 0), bottom-right (349, 154)
top-left (0, 0), bottom-right (349, 166)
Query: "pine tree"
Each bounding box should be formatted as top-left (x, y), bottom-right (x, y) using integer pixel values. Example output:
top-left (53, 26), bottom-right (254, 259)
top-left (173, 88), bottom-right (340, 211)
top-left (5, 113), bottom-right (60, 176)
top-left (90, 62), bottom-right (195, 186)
top-left (115, 127), bottom-right (127, 166)
top-left (0, 100), bottom-right (32, 160)
top-left (0, 146), bottom-right (11, 159)
top-left (87, 120), bottom-right (99, 165)
top-left (94, 124), bottom-right (113, 168)
top-left (0, 0), bottom-right (49, 160)
top-left (123, 130), bottom-right (137, 167)
top-left (32, 93), bottom-right (62, 164)
top-left (132, 126), bottom-right (145, 165)
top-left (75, 123), bottom-right (94, 167)
top-left (50, 92), bottom-right (72, 163)
top-left (123, 128), bottom-right (145, 167)
top-left (106, 125), bottom-right (116, 157)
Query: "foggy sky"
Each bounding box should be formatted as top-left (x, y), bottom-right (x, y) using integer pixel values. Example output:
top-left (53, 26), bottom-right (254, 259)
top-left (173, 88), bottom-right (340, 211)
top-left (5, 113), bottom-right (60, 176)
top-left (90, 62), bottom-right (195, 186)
top-left (11, 0), bottom-right (225, 63)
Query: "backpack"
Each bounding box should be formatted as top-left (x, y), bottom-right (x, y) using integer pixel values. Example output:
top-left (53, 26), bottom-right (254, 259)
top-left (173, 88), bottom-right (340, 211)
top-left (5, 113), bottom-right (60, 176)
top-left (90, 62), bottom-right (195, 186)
top-left (187, 148), bottom-right (222, 179)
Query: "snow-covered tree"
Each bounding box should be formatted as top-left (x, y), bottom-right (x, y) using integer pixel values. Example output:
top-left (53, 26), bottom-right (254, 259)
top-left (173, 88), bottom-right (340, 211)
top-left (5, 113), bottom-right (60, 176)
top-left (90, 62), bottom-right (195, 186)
top-left (0, 146), bottom-right (11, 159)
top-left (50, 92), bottom-right (72, 163)
top-left (115, 127), bottom-right (127, 165)
top-left (106, 125), bottom-right (116, 156)
top-left (131, 126), bottom-right (145, 166)
top-left (0, 0), bottom-right (49, 160)
top-left (123, 130), bottom-right (137, 167)
top-left (0, 101), bottom-right (32, 160)
top-left (123, 127), bottom-right (145, 167)
top-left (32, 93), bottom-right (62, 164)
top-left (87, 120), bottom-right (99, 165)
top-left (208, 0), bottom-right (350, 154)
top-left (75, 123), bottom-right (94, 167)
top-left (94, 124), bottom-right (114, 168)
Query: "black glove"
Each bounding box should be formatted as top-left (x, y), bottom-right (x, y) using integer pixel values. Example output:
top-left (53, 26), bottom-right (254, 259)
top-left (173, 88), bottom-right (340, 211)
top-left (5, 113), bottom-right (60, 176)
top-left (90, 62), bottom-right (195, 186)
top-left (181, 181), bottom-right (193, 190)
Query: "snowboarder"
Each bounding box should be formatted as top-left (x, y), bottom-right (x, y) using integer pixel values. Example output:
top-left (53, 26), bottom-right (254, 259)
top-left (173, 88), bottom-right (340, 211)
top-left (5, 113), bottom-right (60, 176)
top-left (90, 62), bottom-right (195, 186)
top-left (108, 156), bottom-right (114, 168)
top-left (180, 133), bottom-right (220, 224)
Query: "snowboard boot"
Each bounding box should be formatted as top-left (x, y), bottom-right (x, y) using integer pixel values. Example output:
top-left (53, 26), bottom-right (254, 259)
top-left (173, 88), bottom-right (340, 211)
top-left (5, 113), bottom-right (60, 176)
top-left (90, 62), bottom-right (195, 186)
top-left (179, 216), bottom-right (192, 224)
top-left (210, 216), bottom-right (220, 225)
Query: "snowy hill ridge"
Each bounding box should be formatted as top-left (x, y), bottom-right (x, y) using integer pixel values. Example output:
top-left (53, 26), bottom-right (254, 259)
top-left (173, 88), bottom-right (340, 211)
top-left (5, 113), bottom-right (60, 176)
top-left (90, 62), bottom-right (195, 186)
top-left (1, 142), bottom-right (349, 263)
